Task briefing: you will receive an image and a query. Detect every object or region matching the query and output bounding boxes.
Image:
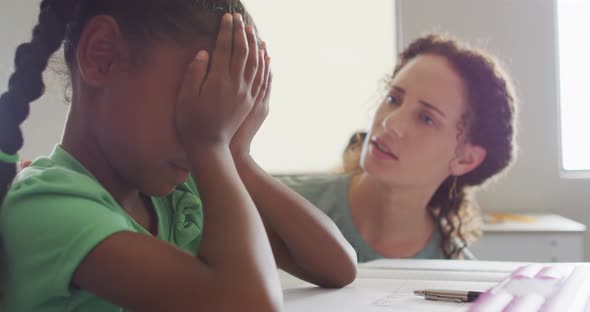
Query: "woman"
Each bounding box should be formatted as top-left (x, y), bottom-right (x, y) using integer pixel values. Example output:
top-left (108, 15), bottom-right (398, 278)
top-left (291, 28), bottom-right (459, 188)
top-left (278, 34), bottom-right (517, 261)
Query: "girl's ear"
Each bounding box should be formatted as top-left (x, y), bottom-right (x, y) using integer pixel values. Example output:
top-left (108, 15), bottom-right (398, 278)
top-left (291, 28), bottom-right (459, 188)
top-left (450, 143), bottom-right (487, 176)
top-left (76, 15), bottom-right (128, 86)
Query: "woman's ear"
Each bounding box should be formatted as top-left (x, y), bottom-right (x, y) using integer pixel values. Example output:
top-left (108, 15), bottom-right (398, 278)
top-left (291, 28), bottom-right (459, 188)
top-left (76, 15), bottom-right (128, 86)
top-left (450, 143), bottom-right (487, 176)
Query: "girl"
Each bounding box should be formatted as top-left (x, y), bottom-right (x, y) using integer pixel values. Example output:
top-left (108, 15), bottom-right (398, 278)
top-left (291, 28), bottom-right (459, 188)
top-left (278, 34), bottom-right (517, 261)
top-left (0, 0), bottom-right (356, 311)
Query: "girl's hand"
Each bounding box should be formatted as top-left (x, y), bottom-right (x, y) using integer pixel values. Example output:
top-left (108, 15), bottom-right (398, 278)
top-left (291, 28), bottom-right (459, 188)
top-left (176, 13), bottom-right (261, 152)
top-left (230, 43), bottom-right (272, 160)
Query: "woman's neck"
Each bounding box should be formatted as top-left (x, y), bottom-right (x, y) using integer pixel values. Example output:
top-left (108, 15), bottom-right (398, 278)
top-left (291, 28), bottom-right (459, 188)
top-left (348, 172), bottom-right (439, 258)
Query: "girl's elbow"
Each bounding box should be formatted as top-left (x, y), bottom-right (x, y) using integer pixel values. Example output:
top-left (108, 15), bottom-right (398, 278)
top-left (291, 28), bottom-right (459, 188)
top-left (319, 259), bottom-right (358, 288)
top-left (331, 245), bottom-right (358, 288)
top-left (342, 246), bottom-right (359, 285)
top-left (335, 262), bottom-right (358, 288)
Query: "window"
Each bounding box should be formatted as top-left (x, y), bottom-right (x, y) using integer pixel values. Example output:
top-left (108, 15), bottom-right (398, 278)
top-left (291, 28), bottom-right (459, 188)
top-left (557, 0), bottom-right (590, 173)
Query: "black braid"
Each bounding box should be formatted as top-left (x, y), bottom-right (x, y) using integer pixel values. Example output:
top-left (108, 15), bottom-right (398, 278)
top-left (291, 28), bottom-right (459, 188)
top-left (0, 0), bottom-right (75, 204)
top-left (0, 0), bottom-right (76, 299)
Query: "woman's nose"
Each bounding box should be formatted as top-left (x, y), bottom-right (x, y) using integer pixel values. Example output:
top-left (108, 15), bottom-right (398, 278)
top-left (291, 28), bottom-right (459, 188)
top-left (381, 110), bottom-right (407, 139)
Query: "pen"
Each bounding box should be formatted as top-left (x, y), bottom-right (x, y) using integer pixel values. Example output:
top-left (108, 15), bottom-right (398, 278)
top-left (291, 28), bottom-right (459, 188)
top-left (413, 289), bottom-right (483, 303)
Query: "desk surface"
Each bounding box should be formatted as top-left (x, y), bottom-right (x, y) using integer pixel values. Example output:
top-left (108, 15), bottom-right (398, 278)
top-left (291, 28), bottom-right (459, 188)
top-left (482, 213), bottom-right (586, 232)
top-left (281, 259), bottom-right (590, 311)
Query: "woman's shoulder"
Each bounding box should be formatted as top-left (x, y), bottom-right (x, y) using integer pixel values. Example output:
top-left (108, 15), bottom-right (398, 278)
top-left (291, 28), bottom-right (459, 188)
top-left (274, 173), bottom-right (351, 189)
top-left (274, 173), bottom-right (352, 214)
top-left (275, 173), bottom-right (350, 197)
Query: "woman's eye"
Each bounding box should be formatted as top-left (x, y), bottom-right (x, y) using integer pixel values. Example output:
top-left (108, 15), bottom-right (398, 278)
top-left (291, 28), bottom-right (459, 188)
top-left (421, 113), bottom-right (434, 126)
top-left (386, 95), bottom-right (400, 106)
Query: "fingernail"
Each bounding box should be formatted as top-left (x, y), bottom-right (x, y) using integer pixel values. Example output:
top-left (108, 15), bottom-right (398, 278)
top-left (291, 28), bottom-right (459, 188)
top-left (195, 50), bottom-right (208, 61)
top-left (246, 25), bottom-right (254, 36)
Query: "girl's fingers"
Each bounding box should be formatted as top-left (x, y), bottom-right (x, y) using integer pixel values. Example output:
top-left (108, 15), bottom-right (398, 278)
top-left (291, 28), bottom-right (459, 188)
top-left (255, 50), bottom-right (272, 102)
top-left (230, 13), bottom-right (249, 78)
top-left (261, 68), bottom-right (273, 104)
top-left (251, 49), bottom-right (265, 99)
top-left (244, 26), bottom-right (259, 82)
top-left (209, 13), bottom-right (233, 75)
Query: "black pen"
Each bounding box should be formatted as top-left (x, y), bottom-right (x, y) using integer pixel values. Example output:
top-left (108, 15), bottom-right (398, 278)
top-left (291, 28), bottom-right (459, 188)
top-left (413, 289), bottom-right (483, 303)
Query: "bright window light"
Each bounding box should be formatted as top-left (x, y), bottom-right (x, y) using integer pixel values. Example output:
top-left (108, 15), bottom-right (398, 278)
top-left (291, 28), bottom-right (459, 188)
top-left (558, 0), bottom-right (590, 172)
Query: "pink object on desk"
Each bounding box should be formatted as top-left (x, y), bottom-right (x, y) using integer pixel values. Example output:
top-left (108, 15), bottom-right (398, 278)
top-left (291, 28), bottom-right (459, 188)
top-left (468, 264), bottom-right (590, 312)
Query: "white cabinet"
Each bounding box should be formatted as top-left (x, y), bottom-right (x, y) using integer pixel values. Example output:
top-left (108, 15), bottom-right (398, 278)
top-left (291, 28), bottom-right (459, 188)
top-left (469, 214), bottom-right (586, 262)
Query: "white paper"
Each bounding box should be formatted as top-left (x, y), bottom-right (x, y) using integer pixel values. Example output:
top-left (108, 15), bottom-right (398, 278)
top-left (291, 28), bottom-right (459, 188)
top-left (282, 260), bottom-right (590, 311)
top-left (358, 268), bottom-right (508, 283)
top-left (360, 259), bottom-right (590, 274)
top-left (360, 259), bottom-right (527, 273)
top-left (284, 278), bottom-right (496, 312)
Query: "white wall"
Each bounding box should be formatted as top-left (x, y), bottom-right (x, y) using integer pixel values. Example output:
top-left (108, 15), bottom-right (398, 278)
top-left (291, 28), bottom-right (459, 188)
top-left (245, 0), bottom-right (396, 172)
top-left (0, 1), bottom-right (396, 174)
top-left (396, 0), bottom-right (590, 259)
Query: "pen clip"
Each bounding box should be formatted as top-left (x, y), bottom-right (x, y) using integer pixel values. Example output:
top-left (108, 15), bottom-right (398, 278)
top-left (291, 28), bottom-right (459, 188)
top-left (425, 294), bottom-right (464, 303)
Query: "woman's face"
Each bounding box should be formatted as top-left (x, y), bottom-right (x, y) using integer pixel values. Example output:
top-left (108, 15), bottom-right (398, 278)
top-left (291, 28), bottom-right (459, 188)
top-left (360, 54), bottom-right (479, 189)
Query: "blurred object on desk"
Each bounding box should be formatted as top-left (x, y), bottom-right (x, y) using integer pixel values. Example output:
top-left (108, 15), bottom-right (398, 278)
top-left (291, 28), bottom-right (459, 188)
top-left (471, 213), bottom-right (586, 262)
top-left (484, 213), bottom-right (538, 224)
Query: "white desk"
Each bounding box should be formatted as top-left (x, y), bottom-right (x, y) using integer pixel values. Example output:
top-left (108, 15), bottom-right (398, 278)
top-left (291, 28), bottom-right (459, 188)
top-left (281, 259), bottom-right (590, 311)
top-left (470, 213), bottom-right (586, 262)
